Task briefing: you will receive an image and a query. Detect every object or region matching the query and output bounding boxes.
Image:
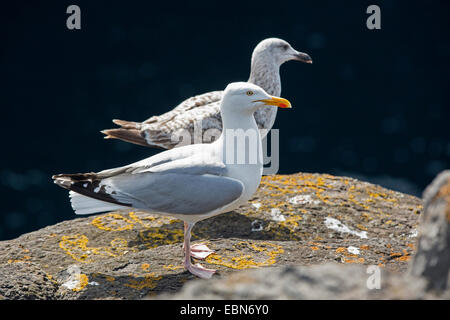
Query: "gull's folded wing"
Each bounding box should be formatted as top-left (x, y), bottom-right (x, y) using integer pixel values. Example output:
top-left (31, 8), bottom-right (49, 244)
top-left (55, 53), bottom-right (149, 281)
top-left (53, 152), bottom-right (243, 216)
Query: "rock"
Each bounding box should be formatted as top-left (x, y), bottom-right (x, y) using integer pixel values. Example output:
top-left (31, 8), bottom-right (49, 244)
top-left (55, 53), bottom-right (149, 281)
top-left (0, 173), bottom-right (424, 299)
top-left (160, 171), bottom-right (450, 300)
top-left (411, 170), bottom-right (450, 291)
top-left (0, 262), bottom-right (58, 299)
top-left (157, 264), bottom-right (445, 300)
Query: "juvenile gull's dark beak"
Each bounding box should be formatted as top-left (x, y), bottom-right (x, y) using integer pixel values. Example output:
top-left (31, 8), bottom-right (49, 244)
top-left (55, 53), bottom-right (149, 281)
top-left (294, 51), bottom-right (313, 64)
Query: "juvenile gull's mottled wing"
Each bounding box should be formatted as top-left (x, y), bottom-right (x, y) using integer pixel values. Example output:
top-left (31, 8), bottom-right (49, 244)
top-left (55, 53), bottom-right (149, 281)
top-left (102, 91), bottom-right (223, 149)
top-left (143, 91), bottom-right (223, 124)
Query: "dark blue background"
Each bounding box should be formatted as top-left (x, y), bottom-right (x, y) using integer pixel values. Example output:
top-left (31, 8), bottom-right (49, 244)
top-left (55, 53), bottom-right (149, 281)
top-left (1, 1), bottom-right (449, 240)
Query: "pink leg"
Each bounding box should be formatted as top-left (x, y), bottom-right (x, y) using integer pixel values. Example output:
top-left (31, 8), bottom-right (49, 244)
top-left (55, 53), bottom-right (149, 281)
top-left (183, 222), bottom-right (216, 279)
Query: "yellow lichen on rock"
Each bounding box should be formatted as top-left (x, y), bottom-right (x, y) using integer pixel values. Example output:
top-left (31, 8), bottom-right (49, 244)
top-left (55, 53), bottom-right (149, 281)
top-left (343, 258), bottom-right (365, 264)
top-left (91, 213), bottom-right (135, 231)
top-left (125, 273), bottom-right (162, 290)
top-left (59, 234), bottom-right (129, 263)
top-left (71, 274), bottom-right (89, 292)
top-left (163, 264), bottom-right (184, 271)
top-left (129, 211), bottom-right (178, 228)
top-left (7, 255), bottom-right (31, 264)
top-left (205, 242), bottom-right (284, 270)
top-left (138, 227), bottom-right (185, 248)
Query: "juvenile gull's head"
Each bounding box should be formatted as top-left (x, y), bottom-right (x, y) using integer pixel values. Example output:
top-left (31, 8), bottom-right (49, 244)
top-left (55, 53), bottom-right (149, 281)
top-left (251, 38), bottom-right (312, 67)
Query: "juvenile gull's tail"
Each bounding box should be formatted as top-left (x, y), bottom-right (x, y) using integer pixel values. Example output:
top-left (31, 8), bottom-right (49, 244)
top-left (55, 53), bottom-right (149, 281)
top-left (101, 119), bottom-right (150, 147)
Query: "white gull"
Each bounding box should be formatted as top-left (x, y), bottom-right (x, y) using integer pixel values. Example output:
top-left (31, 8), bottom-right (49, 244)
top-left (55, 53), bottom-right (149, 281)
top-left (53, 82), bottom-right (292, 278)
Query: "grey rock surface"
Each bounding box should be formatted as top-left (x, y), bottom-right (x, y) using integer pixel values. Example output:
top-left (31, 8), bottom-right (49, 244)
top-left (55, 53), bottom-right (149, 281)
top-left (410, 170), bottom-right (450, 291)
top-left (160, 170), bottom-right (450, 300)
top-left (0, 172), bottom-right (436, 299)
top-left (157, 263), bottom-right (448, 300)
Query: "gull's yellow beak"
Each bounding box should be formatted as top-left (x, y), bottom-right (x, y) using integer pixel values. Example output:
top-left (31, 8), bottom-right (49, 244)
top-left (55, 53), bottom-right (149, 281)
top-left (255, 96), bottom-right (292, 109)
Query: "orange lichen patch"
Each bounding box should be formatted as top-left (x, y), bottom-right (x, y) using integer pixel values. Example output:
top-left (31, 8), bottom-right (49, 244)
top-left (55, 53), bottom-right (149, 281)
top-left (360, 245), bottom-right (370, 250)
top-left (91, 213), bottom-right (135, 231)
top-left (397, 256), bottom-right (410, 261)
top-left (336, 246), bottom-right (365, 260)
top-left (386, 244), bottom-right (392, 249)
top-left (7, 255), bottom-right (31, 264)
top-left (206, 242), bottom-right (284, 270)
top-left (347, 193), bottom-right (370, 210)
top-left (336, 247), bottom-right (347, 254)
top-left (310, 246), bottom-right (319, 251)
top-left (378, 263), bottom-right (385, 268)
top-left (259, 180), bottom-right (290, 193)
top-left (59, 234), bottom-right (130, 263)
top-left (367, 190), bottom-right (398, 203)
top-left (406, 243), bottom-right (415, 249)
top-left (336, 184), bottom-right (401, 213)
top-left (72, 274), bottom-right (89, 292)
top-left (356, 224), bottom-right (368, 231)
top-left (163, 264), bottom-right (184, 271)
top-left (386, 248), bottom-right (411, 262)
top-left (141, 263), bottom-right (150, 272)
top-left (392, 249), bottom-right (412, 262)
top-left (315, 191), bottom-right (332, 204)
top-left (390, 252), bottom-right (402, 257)
top-left (343, 258), bottom-right (365, 264)
top-left (8, 245), bottom-right (33, 263)
top-left (105, 275), bottom-right (115, 282)
top-left (261, 174), bottom-right (333, 204)
top-left (125, 273), bottom-right (162, 290)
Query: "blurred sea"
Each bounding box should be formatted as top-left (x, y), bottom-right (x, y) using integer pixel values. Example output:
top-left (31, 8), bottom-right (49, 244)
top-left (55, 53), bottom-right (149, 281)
top-left (1, 1), bottom-right (449, 240)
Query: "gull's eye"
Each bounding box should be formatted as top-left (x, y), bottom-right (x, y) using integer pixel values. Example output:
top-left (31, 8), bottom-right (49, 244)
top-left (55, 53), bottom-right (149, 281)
top-left (282, 44), bottom-right (289, 50)
top-left (246, 90), bottom-right (254, 96)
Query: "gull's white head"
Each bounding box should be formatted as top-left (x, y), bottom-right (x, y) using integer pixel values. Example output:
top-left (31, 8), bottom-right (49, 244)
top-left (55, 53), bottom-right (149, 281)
top-left (221, 82), bottom-right (292, 115)
top-left (252, 38), bottom-right (312, 66)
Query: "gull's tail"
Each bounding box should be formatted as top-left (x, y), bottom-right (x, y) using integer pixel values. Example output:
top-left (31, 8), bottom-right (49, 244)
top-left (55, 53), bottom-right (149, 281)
top-left (101, 119), bottom-right (150, 147)
top-left (69, 191), bottom-right (127, 215)
top-left (52, 172), bottom-right (131, 215)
